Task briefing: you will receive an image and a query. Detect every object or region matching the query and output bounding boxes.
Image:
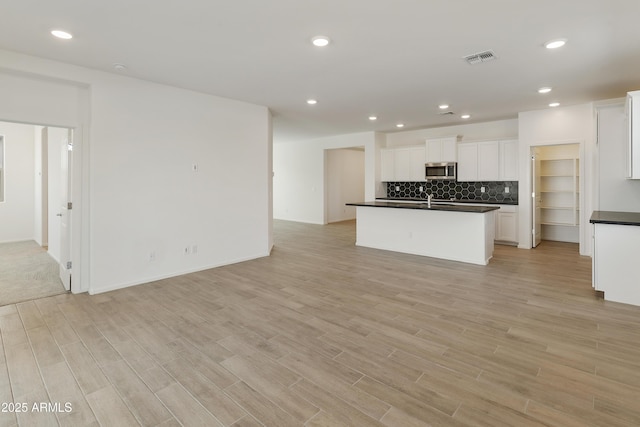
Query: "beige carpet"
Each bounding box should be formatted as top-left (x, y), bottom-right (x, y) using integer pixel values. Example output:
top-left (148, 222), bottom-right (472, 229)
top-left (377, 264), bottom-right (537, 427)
top-left (0, 240), bottom-right (66, 306)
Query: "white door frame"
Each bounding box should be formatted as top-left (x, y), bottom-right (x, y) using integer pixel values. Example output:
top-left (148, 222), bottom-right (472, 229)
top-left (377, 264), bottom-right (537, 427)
top-left (0, 118), bottom-right (86, 294)
top-left (522, 139), bottom-right (586, 253)
top-left (0, 69), bottom-right (90, 294)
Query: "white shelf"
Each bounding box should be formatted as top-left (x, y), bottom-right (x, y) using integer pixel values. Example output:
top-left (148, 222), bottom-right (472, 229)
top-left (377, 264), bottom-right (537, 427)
top-left (539, 157), bottom-right (580, 233)
top-left (541, 206), bottom-right (579, 210)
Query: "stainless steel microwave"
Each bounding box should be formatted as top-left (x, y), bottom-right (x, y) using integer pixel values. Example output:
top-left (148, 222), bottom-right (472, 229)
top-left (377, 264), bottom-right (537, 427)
top-left (425, 162), bottom-right (457, 180)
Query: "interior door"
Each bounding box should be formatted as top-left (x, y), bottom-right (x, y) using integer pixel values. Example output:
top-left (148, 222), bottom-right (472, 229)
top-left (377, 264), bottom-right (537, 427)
top-left (531, 153), bottom-right (542, 247)
top-left (58, 129), bottom-right (73, 291)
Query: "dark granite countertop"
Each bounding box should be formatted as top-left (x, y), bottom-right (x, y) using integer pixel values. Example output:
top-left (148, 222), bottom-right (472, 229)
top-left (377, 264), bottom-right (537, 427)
top-left (347, 201), bottom-right (500, 213)
top-left (590, 211), bottom-right (640, 226)
top-left (376, 197), bottom-right (518, 206)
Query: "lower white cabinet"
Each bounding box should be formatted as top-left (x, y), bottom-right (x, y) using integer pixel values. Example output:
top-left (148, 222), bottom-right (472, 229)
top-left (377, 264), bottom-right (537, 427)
top-left (495, 205), bottom-right (518, 244)
top-left (592, 220), bottom-right (640, 306)
top-left (448, 202), bottom-right (518, 245)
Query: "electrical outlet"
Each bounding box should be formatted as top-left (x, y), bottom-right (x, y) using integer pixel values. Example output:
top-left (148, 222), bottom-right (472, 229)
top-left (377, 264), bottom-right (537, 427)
top-left (395, 186), bottom-right (400, 191)
top-left (505, 186), bottom-right (510, 193)
top-left (419, 186), bottom-right (424, 192)
top-left (481, 186), bottom-right (486, 193)
top-left (148, 251), bottom-right (156, 262)
top-left (184, 246), bottom-right (191, 255)
top-left (192, 244), bottom-right (198, 254)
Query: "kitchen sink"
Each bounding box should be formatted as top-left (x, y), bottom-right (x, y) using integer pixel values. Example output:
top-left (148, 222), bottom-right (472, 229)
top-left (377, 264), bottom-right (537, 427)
top-left (421, 202), bottom-right (454, 207)
top-left (428, 201), bottom-right (455, 205)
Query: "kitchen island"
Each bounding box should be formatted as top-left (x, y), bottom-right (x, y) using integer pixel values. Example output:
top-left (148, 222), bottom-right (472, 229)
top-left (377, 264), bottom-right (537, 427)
top-left (590, 211), bottom-right (640, 306)
top-left (346, 201), bottom-right (499, 265)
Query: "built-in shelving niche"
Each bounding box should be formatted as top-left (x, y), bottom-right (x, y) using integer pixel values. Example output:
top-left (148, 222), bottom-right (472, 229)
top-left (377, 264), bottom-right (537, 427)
top-left (534, 144), bottom-right (580, 243)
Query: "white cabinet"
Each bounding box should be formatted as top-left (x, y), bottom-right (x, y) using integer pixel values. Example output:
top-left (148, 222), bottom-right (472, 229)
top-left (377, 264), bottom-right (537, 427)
top-left (478, 141), bottom-right (500, 181)
top-left (495, 205), bottom-right (518, 244)
top-left (457, 143), bottom-right (478, 181)
top-left (448, 202), bottom-right (518, 244)
top-left (408, 146), bottom-right (426, 181)
top-left (381, 146), bottom-right (425, 181)
top-left (380, 149), bottom-right (395, 181)
top-left (457, 139), bottom-right (518, 181)
top-left (425, 136), bottom-right (459, 163)
top-left (626, 90), bottom-right (640, 179)
top-left (500, 139), bottom-right (519, 180)
top-left (592, 219), bottom-right (640, 306)
top-left (394, 148), bottom-right (411, 181)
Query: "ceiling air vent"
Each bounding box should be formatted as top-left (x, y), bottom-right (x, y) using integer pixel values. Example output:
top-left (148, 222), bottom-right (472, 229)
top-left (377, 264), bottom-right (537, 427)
top-left (438, 111), bottom-right (455, 115)
top-left (463, 50), bottom-right (497, 65)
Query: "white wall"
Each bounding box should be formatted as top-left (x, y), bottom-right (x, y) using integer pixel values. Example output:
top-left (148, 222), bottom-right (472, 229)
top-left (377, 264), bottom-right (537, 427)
top-left (326, 149), bottom-right (365, 223)
top-left (518, 103), bottom-right (595, 255)
top-left (0, 121), bottom-right (35, 243)
top-left (385, 119), bottom-right (519, 147)
top-left (274, 132), bottom-right (377, 224)
top-left (0, 48), bottom-right (272, 294)
top-left (596, 102), bottom-right (640, 211)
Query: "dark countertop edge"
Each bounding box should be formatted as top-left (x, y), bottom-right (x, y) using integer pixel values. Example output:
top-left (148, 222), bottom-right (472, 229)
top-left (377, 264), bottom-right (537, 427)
top-left (376, 197), bottom-right (518, 206)
top-left (590, 211), bottom-right (640, 226)
top-left (347, 201), bottom-right (500, 213)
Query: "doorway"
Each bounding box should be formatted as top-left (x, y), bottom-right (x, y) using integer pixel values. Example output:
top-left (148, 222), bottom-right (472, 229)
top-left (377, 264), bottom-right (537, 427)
top-left (0, 121), bottom-right (73, 305)
top-left (531, 143), bottom-right (581, 248)
top-left (324, 147), bottom-right (365, 224)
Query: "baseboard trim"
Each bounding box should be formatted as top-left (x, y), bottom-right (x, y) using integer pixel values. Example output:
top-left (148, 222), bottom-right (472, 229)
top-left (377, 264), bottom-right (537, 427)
top-left (88, 251), bottom-right (271, 295)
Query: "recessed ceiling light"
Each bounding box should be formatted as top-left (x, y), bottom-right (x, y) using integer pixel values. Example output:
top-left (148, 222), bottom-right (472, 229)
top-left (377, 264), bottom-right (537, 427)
top-left (369, 116), bottom-right (377, 121)
top-left (461, 114), bottom-right (471, 119)
top-left (306, 99), bottom-right (317, 105)
top-left (544, 39), bottom-right (567, 49)
top-left (439, 104), bottom-right (449, 110)
top-left (311, 36), bottom-right (330, 47)
top-left (113, 63), bottom-right (127, 71)
top-left (538, 87), bottom-right (552, 94)
top-left (51, 30), bottom-right (73, 40)
top-left (549, 102), bottom-right (560, 107)
top-left (396, 123), bottom-right (404, 128)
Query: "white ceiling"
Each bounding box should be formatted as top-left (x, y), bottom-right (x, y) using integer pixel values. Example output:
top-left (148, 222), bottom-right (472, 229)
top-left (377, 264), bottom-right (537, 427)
top-left (2, 0), bottom-right (640, 142)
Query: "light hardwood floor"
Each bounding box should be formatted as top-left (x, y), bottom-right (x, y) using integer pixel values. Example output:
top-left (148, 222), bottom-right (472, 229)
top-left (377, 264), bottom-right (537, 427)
top-left (1, 219), bottom-right (640, 426)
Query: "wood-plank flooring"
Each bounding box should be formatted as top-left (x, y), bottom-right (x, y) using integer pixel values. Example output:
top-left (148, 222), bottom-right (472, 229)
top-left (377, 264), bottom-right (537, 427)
top-left (1, 219), bottom-right (640, 426)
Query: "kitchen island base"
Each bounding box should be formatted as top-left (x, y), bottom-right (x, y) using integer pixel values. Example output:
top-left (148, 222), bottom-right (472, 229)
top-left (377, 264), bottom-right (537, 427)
top-left (591, 211), bottom-right (640, 307)
top-left (353, 205), bottom-right (496, 265)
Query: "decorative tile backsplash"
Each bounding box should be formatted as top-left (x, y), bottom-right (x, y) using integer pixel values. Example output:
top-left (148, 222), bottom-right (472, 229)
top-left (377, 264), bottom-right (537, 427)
top-left (386, 180), bottom-right (519, 204)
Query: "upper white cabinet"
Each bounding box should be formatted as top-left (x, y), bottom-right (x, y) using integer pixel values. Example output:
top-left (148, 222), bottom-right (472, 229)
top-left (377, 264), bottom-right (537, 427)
top-left (499, 139), bottom-right (519, 181)
top-left (457, 139), bottom-right (519, 181)
top-left (380, 148), bottom-right (395, 181)
top-left (626, 90), bottom-right (640, 179)
top-left (425, 136), bottom-right (459, 163)
top-left (477, 141), bottom-right (500, 181)
top-left (408, 146), bottom-right (427, 180)
top-left (381, 145), bottom-right (426, 181)
top-left (457, 143), bottom-right (478, 181)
